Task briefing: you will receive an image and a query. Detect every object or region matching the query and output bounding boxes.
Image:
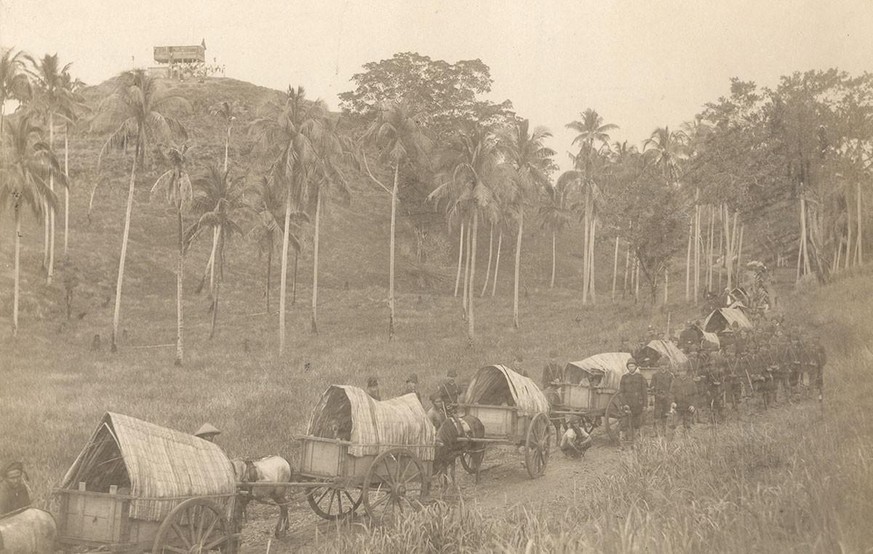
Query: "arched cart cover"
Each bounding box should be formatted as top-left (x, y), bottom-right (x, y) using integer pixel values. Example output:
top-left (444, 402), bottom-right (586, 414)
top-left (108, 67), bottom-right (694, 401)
top-left (642, 340), bottom-right (690, 370)
top-left (692, 326), bottom-right (721, 351)
top-left (307, 386), bottom-right (434, 461)
top-left (463, 365), bottom-right (550, 417)
top-left (564, 352), bottom-right (630, 391)
top-left (704, 307), bottom-right (753, 333)
top-left (59, 412), bottom-right (236, 522)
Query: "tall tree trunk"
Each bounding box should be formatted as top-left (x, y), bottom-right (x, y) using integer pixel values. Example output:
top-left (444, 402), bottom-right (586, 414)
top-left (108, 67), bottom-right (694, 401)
top-left (581, 190), bottom-right (590, 304)
top-left (857, 181), bottom-right (863, 265)
top-left (64, 123), bottom-right (70, 258)
top-left (112, 147), bottom-right (139, 353)
top-left (481, 222), bottom-right (494, 297)
top-left (664, 266), bottom-right (669, 305)
top-left (207, 227), bottom-right (219, 298)
top-left (717, 205), bottom-right (724, 290)
top-left (623, 240), bottom-right (630, 298)
top-left (224, 127), bottom-right (230, 172)
top-left (694, 190), bottom-right (700, 302)
top-left (611, 235), bottom-right (619, 302)
top-left (468, 208), bottom-right (479, 341)
top-left (175, 203), bottom-right (184, 366)
top-left (707, 206), bottom-right (714, 292)
top-left (388, 165), bottom-right (397, 340)
top-left (454, 222), bottom-right (465, 296)
top-left (462, 215), bottom-right (472, 316)
top-left (278, 185), bottom-right (293, 356)
top-left (800, 196), bottom-right (811, 277)
top-left (491, 229), bottom-right (503, 297)
top-left (685, 219), bottom-right (692, 302)
top-left (833, 234), bottom-right (843, 272)
top-left (736, 224), bottom-right (745, 285)
top-left (634, 257), bottom-right (640, 301)
top-left (311, 187), bottom-right (323, 335)
top-left (209, 235), bottom-right (222, 339)
top-left (845, 191), bottom-right (853, 269)
top-left (47, 112), bottom-right (55, 282)
top-left (588, 216), bottom-right (597, 304)
top-left (513, 209), bottom-right (523, 329)
top-left (551, 231), bottom-right (557, 289)
top-left (12, 207), bottom-right (21, 337)
top-left (265, 243), bottom-right (272, 313)
top-left (291, 250), bottom-right (298, 305)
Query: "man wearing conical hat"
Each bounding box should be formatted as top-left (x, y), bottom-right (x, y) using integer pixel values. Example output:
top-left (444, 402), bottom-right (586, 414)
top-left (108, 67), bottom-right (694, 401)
top-left (0, 461), bottom-right (31, 515)
top-left (194, 423), bottom-right (221, 442)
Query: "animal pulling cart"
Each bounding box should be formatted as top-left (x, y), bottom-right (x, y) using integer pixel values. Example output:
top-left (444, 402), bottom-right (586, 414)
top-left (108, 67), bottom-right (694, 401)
top-left (457, 365), bottom-right (553, 479)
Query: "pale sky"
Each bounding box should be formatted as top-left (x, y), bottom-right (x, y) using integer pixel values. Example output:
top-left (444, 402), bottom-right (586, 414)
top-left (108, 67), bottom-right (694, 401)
top-left (3, 0), bottom-right (871, 170)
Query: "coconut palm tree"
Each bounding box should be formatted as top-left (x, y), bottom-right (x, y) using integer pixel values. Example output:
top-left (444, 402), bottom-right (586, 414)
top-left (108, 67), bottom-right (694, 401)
top-left (150, 144), bottom-right (193, 366)
top-left (565, 109), bottom-right (617, 304)
top-left (499, 119), bottom-right (555, 328)
top-left (643, 126), bottom-right (687, 185)
top-left (361, 100), bottom-right (430, 340)
top-left (186, 164), bottom-right (246, 339)
top-left (26, 53), bottom-right (73, 283)
top-left (430, 123), bottom-right (500, 341)
top-left (538, 178), bottom-right (573, 288)
top-left (91, 69), bottom-right (191, 352)
top-left (0, 114), bottom-right (60, 336)
top-left (248, 85), bottom-right (324, 355)
top-left (57, 71), bottom-right (87, 259)
top-left (0, 48), bottom-right (32, 137)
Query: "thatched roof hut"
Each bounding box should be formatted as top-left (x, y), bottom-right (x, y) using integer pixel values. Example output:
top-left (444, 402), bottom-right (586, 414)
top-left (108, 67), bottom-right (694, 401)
top-left (59, 413), bottom-right (236, 522)
top-left (463, 365), bottom-right (550, 417)
top-left (307, 386), bottom-right (434, 461)
top-left (564, 353), bottom-right (630, 391)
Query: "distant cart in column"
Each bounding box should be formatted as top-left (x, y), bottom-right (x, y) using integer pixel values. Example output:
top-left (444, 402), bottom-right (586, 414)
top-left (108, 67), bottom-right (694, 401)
top-left (457, 365), bottom-right (553, 479)
top-left (296, 386), bottom-right (435, 524)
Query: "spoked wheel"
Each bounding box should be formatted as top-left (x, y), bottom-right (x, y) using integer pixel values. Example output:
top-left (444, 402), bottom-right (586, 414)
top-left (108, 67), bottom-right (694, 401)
top-left (459, 446), bottom-right (485, 475)
top-left (306, 486), bottom-right (363, 520)
top-left (604, 392), bottom-right (626, 444)
top-left (524, 412), bottom-right (552, 479)
top-left (152, 498), bottom-right (237, 554)
top-left (362, 448), bottom-right (426, 525)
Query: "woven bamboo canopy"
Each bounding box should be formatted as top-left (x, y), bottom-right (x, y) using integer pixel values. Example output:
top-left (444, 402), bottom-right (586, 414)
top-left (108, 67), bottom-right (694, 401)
top-left (565, 352), bottom-right (631, 390)
top-left (59, 412), bottom-right (236, 522)
top-left (704, 307), bottom-right (753, 334)
top-left (307, 386), bottom-right (435, 461)
top-left (642, 340), bottom-right (691, 370)
top-left (463, 365), bottom-right (550, 417)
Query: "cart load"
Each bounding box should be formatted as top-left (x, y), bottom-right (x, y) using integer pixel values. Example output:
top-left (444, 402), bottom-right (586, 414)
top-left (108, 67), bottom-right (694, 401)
top-left (703, 307), bottom-right (753, 334)
top-left (460, 365), bottom-right (552, 478)
top-left (299, 387), bottom-right (434, 522)
top-left (54, 412), bottom-right (239, 553)
top-left (635, 340), bottom-right (691, 371)
top-left (553, 353), bottom-right (630, 441)
top-left (564, 352), bottom-right (630, 390)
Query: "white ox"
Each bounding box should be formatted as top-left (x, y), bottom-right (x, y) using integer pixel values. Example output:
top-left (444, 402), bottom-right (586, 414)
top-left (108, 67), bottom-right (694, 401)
top-left (231, 456), bottom-right (293, 538)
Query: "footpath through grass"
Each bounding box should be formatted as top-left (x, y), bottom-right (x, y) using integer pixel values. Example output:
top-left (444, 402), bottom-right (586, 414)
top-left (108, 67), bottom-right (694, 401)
top-left (335, 269), bottom-right (873, 554)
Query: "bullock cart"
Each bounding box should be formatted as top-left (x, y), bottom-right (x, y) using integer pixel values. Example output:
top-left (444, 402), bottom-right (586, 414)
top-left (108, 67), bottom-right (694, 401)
top-left (51, 412), bottom-right (241, 553)
top-left (549, 353), bottom-right (630, 443)
top-left (296, 386), bottom-right (434, 523)
top-left (457, 365), bottom-right (552, 479)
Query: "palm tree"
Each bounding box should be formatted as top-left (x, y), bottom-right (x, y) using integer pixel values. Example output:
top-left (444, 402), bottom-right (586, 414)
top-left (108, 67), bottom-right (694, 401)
top-left (0, 114), bottom-right (60, 336)
top-left (0, 48), bottom-right (32, 137)
top-left (247, 175), bottom-right (306, 314)
top-left (26, 53), bottom-right (73, 283)
top-left (565, 109), bottom-right (617, 304)
top-left (150, 144), bottom-right (193, 366)
top-left (248, 85), bottom-right (324, 355)
top-left (91, 69), bottom-right (190, 352)
top-left (499, 119), bottom-right (555, 328)
top-left (643, 126), bottom-right (687, 185)
top-left (430, 123), bottom-right (500, 341)
top-left (538, 178), bottom-right (573, 288)
top-left (58, 71), bottom-right (87, 259)
top-left (361, 101), bottom-right (430, 340)
top-left (186, 165), bottom-right (246, 339)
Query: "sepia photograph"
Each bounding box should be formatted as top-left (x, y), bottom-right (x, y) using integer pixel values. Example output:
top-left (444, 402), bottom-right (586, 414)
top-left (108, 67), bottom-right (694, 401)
top-left (1, 1), bottom-right (871, 551)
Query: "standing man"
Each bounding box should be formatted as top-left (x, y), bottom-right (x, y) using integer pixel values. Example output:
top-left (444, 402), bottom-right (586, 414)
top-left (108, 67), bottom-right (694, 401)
top-left (678, 321), bottom-right (698, 352)
top-left (650, 359), bottom-right (674, 435)
top-left (542, 350), bottom-right (563, 388)
top-left (404, 374), bottom-right (422, 403)
top-left (671, 369), bottom-right (697, 431)
top-left (620, 359), bottom-right (648, 442)
top-left (438, 370), bottom-right (462, 409)
top-left (367, 377), bottom-right (382, 401)
top-left (0, 462), bottom-right (31, 516)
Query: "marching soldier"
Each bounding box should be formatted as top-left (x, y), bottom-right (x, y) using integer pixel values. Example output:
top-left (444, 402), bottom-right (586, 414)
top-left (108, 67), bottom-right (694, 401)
top-left (650, 359), bottom-right (674, 435)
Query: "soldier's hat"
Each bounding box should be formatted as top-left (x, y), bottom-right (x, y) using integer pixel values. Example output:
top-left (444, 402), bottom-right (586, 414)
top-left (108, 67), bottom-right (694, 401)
top-left (367, 376), bottom-right (379, 388)
top-left (626, 358), bottom-right (639, 369)
top-left (194, 423), bottom-right (221, 438)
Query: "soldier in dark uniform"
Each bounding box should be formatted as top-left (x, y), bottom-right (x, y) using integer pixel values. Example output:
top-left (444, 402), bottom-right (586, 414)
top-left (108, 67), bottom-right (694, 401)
top-left (723, 345), bottom-right (742, 411)
top-left (706, 350), bottom-right (725, 423)
top-left (619, 359), bottom-right (648, 441)
top-left (678, 321), bottom-right (698, 352)
top-left (671, 368), bottom-right (697, 430)
top-left (542, 350), bottom-right (563, 388)
top-left (650, 359), bottom-right (674, 435)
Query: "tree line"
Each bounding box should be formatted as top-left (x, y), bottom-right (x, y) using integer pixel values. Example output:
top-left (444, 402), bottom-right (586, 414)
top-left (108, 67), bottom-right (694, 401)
top-left (2, 49), bottom-right (871, 365)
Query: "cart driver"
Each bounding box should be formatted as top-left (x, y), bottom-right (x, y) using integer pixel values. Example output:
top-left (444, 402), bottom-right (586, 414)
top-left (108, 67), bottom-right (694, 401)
top-left (194, 423), bottom-right (221, 443)
top-left (559, 416), bottom-right (592, 458)
top-left (0, 461), bottom-right (31, 516)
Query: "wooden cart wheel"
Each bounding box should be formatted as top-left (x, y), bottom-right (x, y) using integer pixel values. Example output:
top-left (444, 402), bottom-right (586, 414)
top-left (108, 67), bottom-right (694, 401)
top-left (524, 412), bottom-right (551, 479)
top-left (459, 445), bottom-right (485, 475)
top-left (152, 497), bottom-right (237, 554)
top-left (306, 485), bottom-right (362, 520)
top-left (362, 448), bottom-right (426, 524)
top-left (604, 392), bottom-right (626, 444)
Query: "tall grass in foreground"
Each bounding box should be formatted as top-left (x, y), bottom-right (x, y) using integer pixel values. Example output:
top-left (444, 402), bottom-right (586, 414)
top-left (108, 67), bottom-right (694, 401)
top-left (336, 272), bottom-right (873, 553)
